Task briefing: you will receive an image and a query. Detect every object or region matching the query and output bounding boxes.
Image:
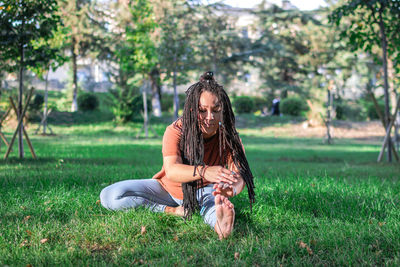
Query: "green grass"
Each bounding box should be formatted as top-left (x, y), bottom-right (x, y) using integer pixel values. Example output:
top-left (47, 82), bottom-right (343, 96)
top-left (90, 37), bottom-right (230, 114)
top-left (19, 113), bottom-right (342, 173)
top-left (0, 117), bottom-right (399, 266)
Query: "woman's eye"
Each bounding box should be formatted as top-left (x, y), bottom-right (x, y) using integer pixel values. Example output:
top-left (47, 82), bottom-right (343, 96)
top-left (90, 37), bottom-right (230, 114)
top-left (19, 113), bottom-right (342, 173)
top-left (199, 109), bottom-right (206, 113)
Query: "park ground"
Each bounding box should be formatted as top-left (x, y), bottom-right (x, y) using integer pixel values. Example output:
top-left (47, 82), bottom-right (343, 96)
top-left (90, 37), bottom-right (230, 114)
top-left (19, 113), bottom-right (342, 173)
top-left (0, 114), bottom-right (399, 266)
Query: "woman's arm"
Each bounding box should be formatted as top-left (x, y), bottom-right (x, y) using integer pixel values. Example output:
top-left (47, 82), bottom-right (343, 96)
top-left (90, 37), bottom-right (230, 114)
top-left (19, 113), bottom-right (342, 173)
top-left (163, 155), bottom-right (238, 184)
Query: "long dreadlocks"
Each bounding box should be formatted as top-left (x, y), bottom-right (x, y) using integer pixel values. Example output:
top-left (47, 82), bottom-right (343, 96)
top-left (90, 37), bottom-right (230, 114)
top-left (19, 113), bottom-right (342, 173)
top-left (180, 71), bottom-right (255, 220)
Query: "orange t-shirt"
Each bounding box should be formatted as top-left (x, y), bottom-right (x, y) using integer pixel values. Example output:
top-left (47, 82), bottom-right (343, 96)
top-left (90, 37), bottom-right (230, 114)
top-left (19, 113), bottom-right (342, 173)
top-left (152, 119), bottom-right (227, 200)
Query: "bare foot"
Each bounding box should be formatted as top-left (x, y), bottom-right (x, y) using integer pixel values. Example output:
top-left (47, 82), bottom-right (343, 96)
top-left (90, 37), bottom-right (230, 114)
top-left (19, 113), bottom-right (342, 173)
top-left (164, 206), bottom-right (184, 217)
top-left (214, 194), bottom-right (235, 240)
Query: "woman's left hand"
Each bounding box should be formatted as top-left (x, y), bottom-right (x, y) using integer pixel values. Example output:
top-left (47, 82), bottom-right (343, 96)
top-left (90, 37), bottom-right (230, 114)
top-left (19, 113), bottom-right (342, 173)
top-left (212, 182), bottom-right (235, 198)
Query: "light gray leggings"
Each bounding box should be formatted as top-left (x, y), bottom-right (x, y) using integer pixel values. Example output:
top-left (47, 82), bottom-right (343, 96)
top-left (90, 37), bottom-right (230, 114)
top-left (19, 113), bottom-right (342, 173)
top-left (100, 179), bottom-right (217, 228)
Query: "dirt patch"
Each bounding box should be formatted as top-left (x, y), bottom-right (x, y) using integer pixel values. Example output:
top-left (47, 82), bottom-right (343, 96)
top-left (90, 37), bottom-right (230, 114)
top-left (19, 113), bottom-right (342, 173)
top-left (259, 121), bottom-right (388, 140)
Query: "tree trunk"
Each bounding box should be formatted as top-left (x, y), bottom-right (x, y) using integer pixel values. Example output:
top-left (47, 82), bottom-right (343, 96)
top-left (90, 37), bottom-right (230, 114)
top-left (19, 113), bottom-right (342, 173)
top-left (378, 9), bottom-right (392, 162)
top-left (43, 69), bottom-right (49, 134)
top-left (173, 70), bottom-right (179, 121)
top-left (142, 80), bottom-right (149, 138)
top-left (326, 88), bottom-right (333, 144)
top-left (71, 38), bottom-right (78, 112)
top-left (150, 70), bottom-right (162, 117)
top-left (18, 43), bottom-right (24, 159)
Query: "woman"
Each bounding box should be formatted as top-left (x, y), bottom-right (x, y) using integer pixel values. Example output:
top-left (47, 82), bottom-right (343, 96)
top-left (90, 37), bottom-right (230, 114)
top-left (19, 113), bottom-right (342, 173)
top-left (100, 72), bottom-right (255, 239)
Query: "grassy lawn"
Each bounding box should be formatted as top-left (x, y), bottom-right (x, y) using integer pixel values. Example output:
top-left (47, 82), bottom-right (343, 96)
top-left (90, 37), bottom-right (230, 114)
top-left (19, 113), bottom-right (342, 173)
top-left (0, 117), bottom-right (399, 266)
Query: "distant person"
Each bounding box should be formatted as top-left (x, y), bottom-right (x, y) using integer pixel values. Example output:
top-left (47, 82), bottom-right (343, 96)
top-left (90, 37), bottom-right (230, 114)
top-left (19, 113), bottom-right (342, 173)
top-left (271, 97), bottom-right (280, 116)
top-left (100, 72), bottom-right (255, 239)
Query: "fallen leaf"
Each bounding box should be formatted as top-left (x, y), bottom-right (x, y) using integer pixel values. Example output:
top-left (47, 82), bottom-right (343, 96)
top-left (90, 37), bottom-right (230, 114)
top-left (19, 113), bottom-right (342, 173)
top-left (46, 207), bottom-right (51, 212)
top-left (23, 215), bottom-right (31, 222)
top-left (40, 238), bottom-right (48, 244)
top-left (378, 222), bottom-right (386, 227)
top-left (20, 206), bottom-right (27, 210)
top-left (26, 230), bottom-right (32, 236)
top-left (298, 241), bottom-right (313, 255)
top-left (26, 264), bottom-right (32, 267)
top-left (141, 226), bottom-right (146, 235)
top-left (173, 235), bottom-right (178, 241)
top-left (20, 240), bottom-right (28, 247)
top-left (234, 252), bottom-right (240, 260)
top-left (96, 200), bottom-right (101, 205)
top-left (298, 241), bottom-right (307, 248)
top-left (44, 201), bottom-right (51, 205)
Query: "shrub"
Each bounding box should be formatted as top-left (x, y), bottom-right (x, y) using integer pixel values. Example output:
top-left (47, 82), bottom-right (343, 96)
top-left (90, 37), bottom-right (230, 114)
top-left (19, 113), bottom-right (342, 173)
top-left (335, 101), bottom-right (366, 121)
top-left (77, 93), bottom-right (99, 111)
top-left (29, 93), bottom-right (44, 111)
top-left (253, 97), bottom-right (268, 113)
top-left (366, 102), bottom-right (385, 120)
top-left (161, 94), bottom-right (185, 112)
top-left (111, 92), bottom-right (152, 123)
top-left (27, 93), bottom-right (44, 122)
top-left (280, 97), bottom-right (307, 116)
top-left (234, 96), bottom-right (255, 113)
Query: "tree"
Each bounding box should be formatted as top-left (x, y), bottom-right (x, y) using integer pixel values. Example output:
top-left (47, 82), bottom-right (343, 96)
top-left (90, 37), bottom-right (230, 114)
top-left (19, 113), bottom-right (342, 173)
top-left (155, 0), bottom-right (195, 120)
top-left (254, 4), bottom-right (318, 99)
top-left (193, 3), bottom-right (247, 84)
top-left (29, 27), bottom-right (67, 135)
top-left (58, 0), bottom-right (106, 112)
top-left (330, 0), bottom-right (400, 162)
top-left (0, 0), bottom-right (60, 158)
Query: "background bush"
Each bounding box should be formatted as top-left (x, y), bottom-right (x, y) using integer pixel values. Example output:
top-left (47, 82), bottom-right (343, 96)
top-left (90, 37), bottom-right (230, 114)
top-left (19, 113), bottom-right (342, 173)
top-left (77, 92), bottom-right (99, 111)
top-left (27, 93), bottom-right (44, 122)
top-left (161, 94), bottom-right (185, 112)
top-left (280, 97), bottom-right (307, 116)
top-left (366, 101), bottom-right (385, 120)
top-left (233, 96), bottom-right (255, 113)
top-left (335, 101), bottom-right (366, 121)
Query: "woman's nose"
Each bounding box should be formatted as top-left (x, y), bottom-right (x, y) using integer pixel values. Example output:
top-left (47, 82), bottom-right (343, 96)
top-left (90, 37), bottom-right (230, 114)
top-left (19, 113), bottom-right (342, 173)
top-left (207, 111), bottom-right (214, 120)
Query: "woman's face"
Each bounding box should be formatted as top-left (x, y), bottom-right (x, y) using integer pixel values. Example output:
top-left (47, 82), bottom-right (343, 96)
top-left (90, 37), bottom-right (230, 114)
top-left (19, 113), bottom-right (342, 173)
top-left (198, 91), bottom-right (222, 139)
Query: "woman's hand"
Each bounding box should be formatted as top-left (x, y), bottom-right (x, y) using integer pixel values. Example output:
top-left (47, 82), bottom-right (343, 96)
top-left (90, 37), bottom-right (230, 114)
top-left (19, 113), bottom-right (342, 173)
top-left (203, 166), bottom-right (238, 184)
top-left (212, 182), bottom-right (235, 198)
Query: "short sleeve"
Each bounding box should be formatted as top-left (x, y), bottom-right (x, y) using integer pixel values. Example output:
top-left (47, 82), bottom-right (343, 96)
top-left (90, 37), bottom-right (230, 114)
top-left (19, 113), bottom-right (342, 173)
top-left (162, 121), bottom-right (182, 157)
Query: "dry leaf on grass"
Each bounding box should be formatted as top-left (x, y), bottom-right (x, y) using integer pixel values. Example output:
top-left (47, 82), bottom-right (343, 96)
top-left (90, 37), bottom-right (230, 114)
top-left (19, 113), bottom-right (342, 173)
top-left (234, 252), bottom-right (240, 260)
top-left (298, 241), bottom-right (313, 255)
top-left (20, 240), bottom-right (28, 247)
top-left (96, 200), bottom-right (101, 205)
top-left (26, 230), bottom-right (32, 236)
top-left (173, 235), bottom-right (178, 241)
top-left (40, 238), bottom-right (48, 244)
top-left (23, 215), bottom-right (31, 222)
top-left (141, 226), bottom-right (146, 235)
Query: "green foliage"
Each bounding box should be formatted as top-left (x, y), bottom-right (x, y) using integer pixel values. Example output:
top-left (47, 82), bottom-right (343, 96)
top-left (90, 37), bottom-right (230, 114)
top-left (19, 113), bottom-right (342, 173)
top-left (29, 93), bottom-right (45, 112)
top-left (110, 87), bottom-right (152, 123)
top-left (366, 101), bottom-right (385, 120)
top-left (160, 94), bottom-right (186, 112)
top-left (335, 101), bottom-right (366, 121)
top-left (26, 93), bottom-right (45, 122)
top-left (280, 97), bottom-right (307, 116)
top-left (77, 92), bottom-right (99, 111)
top-left (0, 0), bottom-right (61, 72)
top-left (233, 96), bottom-right (255, 114)
top-left (253, 96), bottom-right (269, 112)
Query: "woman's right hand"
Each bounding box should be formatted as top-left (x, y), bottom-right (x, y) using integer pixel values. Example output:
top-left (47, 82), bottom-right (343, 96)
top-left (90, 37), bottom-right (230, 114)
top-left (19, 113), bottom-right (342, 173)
top-left (203, 166), bottom-right (238, 184)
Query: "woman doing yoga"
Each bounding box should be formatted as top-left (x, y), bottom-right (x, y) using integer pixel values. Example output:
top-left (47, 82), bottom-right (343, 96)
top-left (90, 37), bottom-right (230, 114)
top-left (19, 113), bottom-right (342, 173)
top-left (100, 71), bottom-right (255, 239)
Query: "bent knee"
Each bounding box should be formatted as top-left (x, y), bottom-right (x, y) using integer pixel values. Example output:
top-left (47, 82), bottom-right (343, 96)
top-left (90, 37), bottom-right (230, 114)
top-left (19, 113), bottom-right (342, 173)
top-left (100, 187), bottom-right (116, 210)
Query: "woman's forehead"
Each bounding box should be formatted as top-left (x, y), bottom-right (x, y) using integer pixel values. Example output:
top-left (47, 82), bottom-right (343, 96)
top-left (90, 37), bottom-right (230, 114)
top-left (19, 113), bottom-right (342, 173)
top-left (199, 91), bottom-right (219, 106)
